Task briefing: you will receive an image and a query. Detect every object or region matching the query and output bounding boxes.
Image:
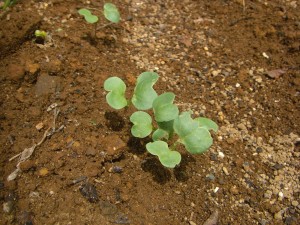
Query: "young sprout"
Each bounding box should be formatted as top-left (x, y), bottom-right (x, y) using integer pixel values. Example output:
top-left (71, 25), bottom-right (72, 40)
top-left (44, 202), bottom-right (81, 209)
top-left (1, 0), bottom-right (17, 10)
top-left (78, 8), bottom-right (99, 24)
top-left (103, 3), bottom-right (120, 23)
top-left (78, 3), bottom-right (120, 38)
top-left (104, 72), bottom-right (218, 168)
top-left (35, 30), bottom-right (47, 39)
top-left (34, 30), bottom-right (47, 44)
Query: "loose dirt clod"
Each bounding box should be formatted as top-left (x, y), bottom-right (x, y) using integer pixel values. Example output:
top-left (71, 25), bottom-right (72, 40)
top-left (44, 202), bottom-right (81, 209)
top-left (79, 182), bottom-right (99, 203)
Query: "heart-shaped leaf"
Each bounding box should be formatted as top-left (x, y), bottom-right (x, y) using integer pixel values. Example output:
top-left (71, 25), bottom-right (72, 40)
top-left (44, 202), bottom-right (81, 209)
top-left (195, 117), bottom-right (218, 132)
top-left (132, 72), bottom-right (159, 110)
top-left (104, 77), bottom-right (127, 109)
top-left (146, 141), bottom-right (181, 168)
top-left (103, 3), bottom-right (120, 23)
top-left (78, 8), bottom-right (99, 24)
top-left (153, 92), bottom-right (179, 122)
top-left (174, 112), bottom-right (213, 154)
top-left (130, 111), bottom-right (152, 138)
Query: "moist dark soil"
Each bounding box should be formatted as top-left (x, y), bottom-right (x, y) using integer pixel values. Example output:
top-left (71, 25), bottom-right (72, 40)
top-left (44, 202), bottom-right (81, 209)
top-left (0, 0), bottom-right (299, 224)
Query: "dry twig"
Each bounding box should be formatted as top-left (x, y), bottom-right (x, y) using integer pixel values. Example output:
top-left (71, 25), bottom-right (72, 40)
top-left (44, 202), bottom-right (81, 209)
top-left (7, 107), bottom-right (64, 181)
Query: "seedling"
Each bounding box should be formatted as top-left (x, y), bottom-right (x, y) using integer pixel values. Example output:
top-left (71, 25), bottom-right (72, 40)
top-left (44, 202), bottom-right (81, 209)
top-left (104, 72), bottom-right (218, 168)
top-left (1, 0), bottom-right (18, 10)
top-left (78, 3), bottom-right (120, 37)
top-left (34, 30), bottom-right (47, 44)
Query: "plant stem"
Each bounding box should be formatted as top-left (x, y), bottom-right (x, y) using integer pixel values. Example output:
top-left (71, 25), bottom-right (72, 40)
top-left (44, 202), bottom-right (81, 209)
top-left (171, 140), bottom-right (180, 150)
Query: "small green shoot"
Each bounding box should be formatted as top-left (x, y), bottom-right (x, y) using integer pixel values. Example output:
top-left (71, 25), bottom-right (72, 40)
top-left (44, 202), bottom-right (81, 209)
top-left (1, 0), bottom-right (18, 10)
top-left (35, 30), bottom-right (47, 39)
top-left (78, 8), bottom-right (99, 24)
top-left (78, 3), bottom-right (120, 37)
top-left (104, 72), bottom-right (218, 168)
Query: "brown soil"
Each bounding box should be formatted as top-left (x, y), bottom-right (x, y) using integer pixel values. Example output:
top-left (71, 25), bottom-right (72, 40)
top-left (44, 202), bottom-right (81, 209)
top-left (0, 0), bottom-right (299, 224)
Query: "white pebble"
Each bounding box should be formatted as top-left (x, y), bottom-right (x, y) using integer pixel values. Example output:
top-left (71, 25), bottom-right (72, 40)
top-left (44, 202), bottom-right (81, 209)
top-left (218, 151), bottom-right (225, 159)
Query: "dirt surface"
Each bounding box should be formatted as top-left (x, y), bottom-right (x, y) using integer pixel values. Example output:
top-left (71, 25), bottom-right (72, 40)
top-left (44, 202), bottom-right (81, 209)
top-left (0, 0), bottom-right (299, 224)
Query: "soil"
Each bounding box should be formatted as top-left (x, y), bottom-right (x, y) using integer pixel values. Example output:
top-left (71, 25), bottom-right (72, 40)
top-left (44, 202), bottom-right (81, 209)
top-left (0, 0), bottom-right (299, 224)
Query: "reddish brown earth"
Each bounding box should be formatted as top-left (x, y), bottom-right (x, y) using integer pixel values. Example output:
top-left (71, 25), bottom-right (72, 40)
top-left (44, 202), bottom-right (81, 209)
top-left (0, 0), bottom-right (299, 224)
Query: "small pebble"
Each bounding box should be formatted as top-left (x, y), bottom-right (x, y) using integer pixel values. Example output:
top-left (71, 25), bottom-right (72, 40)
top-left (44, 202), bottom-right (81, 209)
top-left (274, 211), bottom-right (282, 220)
top-left (222, 167), bottom-right (229, 175)
top-left (218, 151), bottom-right (225, 159)
top-left (264, 190), bottom-right (273, 199)
top-left (230, 186), bottom-right (239, 195)
top-left (109, 166), bottom-right (123, 173)
top-left (206, 174), bottom-right (215, 181)
top-left (80, 183), bottom-right (99, 203)
top-left (291, 200), bottom-right (298, 207)
top-left (35, 122), bottom-right (44, 131)
top-left (38, 168), bottom-right (49, 176)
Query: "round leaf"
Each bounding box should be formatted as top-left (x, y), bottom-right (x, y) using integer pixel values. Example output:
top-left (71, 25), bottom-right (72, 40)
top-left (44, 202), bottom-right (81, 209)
top-left (130, 111), bottom-right (152, 138)
top-left (104, 77), bottom-right (127, 109)
top-left (153, 92), bottom-right (179, 122)
top-left (78, 8), bottom-right (99, 24)
top-left (146, 141), bottom-right (181, 168)
top-left (195, 117), bottom-right (218, 132)
top-left (174, 112), bottom-right (213, 154)
top-left (103, 3), bottom-right (120, 23)
top-left (132, 72), bottom-right (159, 110)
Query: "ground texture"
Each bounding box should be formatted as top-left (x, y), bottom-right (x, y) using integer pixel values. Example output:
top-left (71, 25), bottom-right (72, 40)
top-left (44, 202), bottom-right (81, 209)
top-left (0, 0), bottom-right (299, 224)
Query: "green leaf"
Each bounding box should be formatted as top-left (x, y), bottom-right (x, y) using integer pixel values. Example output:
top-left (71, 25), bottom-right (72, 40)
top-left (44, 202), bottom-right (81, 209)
top-left (152, 120), bottom-right (175, 141)
top-left (78, 8), bottom-right (99, 24)
top-left (132, 72), bottom-right (159, 110)
top-left (104, 77), bottom-right (127, 109)
top-left (174, 112), bottom-right (213, 154)
top-left (130, 111), bottom-right (152, 138)
top-left (34, 30), bottom-right (47, 39)
top-left (195, 117), bottom-right (218, 132)
top-left (152, 129), bottom-right (169, 141)
top-left (153, 92), bottom-right (179, 122)
top-left (103, 3), bottom-right (120, 23)
top-left (146, 141), bottom-right (181, 168)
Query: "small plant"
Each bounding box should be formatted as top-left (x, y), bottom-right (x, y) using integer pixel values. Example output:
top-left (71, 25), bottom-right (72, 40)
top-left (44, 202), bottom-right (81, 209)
top-left (34, 30), bottom-right (47, 44)
top-left (78, 3), bottom-right (120, 37)
top-left (104, 72), bottom-right (218, 168)
top-left (1, 0), bottom-right (18, 10)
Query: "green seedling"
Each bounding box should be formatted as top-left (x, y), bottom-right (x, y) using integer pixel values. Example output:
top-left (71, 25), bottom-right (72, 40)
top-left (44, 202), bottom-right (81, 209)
top-left (1, 0), bottom-right (18, 10)
top-left (104, 72), bottom-right (218, 168)
top-left (35, 30), bottom-right (47, 39)
top-left (78, 3), bottom-right (120, 37)
top-left (34, 30), bottom-right (47, 44)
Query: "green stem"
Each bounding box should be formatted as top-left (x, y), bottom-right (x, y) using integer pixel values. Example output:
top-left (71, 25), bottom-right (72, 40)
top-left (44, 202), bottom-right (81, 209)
top-left (170, 139), bottom-right (180, 150)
